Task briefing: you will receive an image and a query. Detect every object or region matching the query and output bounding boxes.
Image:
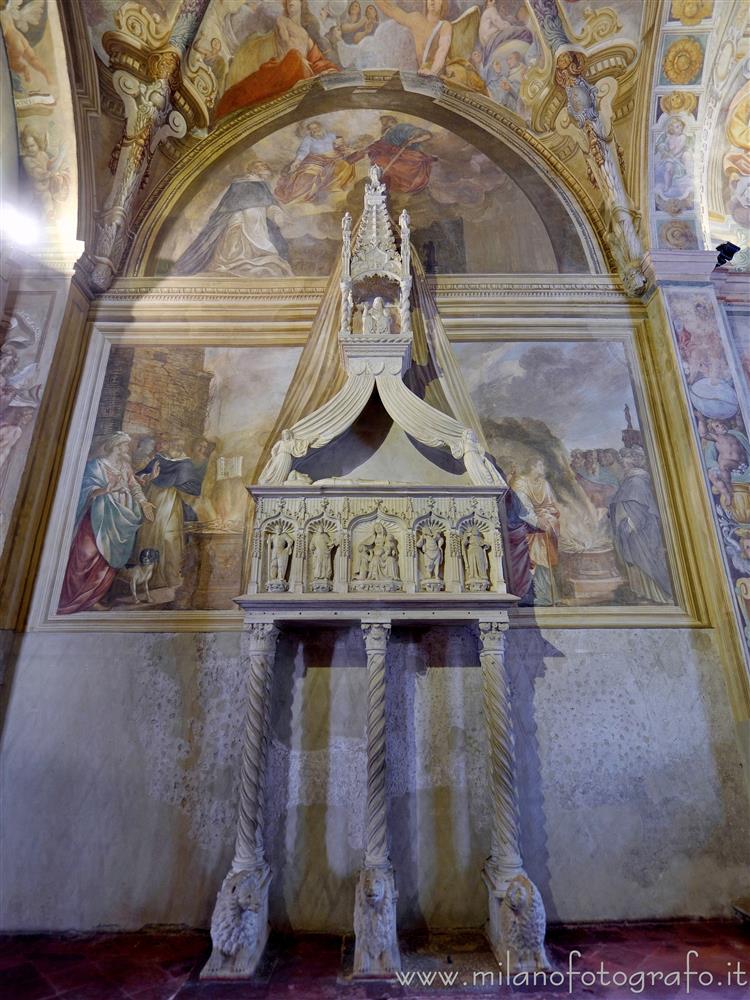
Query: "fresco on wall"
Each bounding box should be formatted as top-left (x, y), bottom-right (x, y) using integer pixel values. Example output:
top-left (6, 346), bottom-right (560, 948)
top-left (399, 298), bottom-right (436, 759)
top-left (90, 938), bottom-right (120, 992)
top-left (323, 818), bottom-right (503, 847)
top-left (665, 289), bottom-right (750, 648)
top-left (155, 109), bottom-right (562, 275)
top-left (1, 0), bottom-right (74, 226)
top-left (454, 339), bottom-right (674, 608)
top-left (0, 309), bottom-right (43, 496)
top-left (56, 346), bottom-right (300, 614)
top-left (715, 68), bottom-right (750, 270)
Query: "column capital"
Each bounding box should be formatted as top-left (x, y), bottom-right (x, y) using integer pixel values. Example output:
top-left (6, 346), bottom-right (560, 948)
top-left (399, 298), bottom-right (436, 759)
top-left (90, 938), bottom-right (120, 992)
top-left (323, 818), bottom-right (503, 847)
top-left (243, 619), bottom-right (279, 653)
top-left (642, 249), bottom-right (717, 286)
top-left (361, 619), bottom-right (392, 653)
top-left (477, 618), bottom-right (509, 653)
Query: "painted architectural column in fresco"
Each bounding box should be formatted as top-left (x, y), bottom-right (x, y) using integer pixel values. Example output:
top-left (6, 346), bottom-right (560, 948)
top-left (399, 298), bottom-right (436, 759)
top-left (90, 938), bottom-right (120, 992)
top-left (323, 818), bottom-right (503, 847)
top-left (203, 618), bottom-right (278, 979)
top-left (647, 250), bottom-right (750, 665)
top-left (88, 0), bottom-right (213, 292)
top-left (353, 619), bottom-right (401, 977)
top-left (478, 618), bottom-right (550, 973)
top-left (526, 0), bottom-right (646, 296)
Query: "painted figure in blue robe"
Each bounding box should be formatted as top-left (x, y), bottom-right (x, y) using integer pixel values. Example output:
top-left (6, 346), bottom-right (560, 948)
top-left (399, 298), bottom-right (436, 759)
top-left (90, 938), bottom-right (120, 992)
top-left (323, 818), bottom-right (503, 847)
top-left (609, 447), bottom-right (672, 605)
top-left (173, 161), bottom-right (292, 278)
top-left (135, 437), bottom-right (214, 591)
top-left (59, 432), bottom-right (154, 613)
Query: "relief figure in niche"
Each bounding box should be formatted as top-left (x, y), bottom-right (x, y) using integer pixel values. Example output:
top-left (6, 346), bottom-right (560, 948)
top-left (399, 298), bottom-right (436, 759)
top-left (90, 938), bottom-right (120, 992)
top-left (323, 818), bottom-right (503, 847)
top-left (417, 526), bottom-right (444, 580)
top-left (609, 447), bottom-right (672, 605)
top-left (511, 459), bottom-right (560, 606)
top-left (135, 436), bottom-right (215, 592)
top-left (311, 527), bottom-right (335, 582)
top-left (462, 526), bottom-right (490, 587)
top-left (58, 432), bottom-right (155, 614)
top-left (174, 160), bottom-right (292, 278)
top-left (215, 0), bottom-right (340, 122)
top-left (274, 120), bottom-right (356, 205)
top-left (267, 525), bottom-right (293, 585)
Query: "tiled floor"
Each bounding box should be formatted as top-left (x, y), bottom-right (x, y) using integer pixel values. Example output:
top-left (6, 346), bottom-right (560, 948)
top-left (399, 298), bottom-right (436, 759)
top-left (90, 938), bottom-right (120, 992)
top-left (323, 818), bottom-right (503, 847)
top-left (0, 921), bottom-right (747, 999)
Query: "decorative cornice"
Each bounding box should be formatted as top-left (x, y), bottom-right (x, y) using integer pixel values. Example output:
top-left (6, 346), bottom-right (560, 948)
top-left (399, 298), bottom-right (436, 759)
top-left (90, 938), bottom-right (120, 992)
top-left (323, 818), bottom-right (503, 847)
top-left (712, 269), bottom-right (750, 305)
top-left (93, 274), bottom-right (627, 314)
top-left (642, 250), bottom-right (717, 285)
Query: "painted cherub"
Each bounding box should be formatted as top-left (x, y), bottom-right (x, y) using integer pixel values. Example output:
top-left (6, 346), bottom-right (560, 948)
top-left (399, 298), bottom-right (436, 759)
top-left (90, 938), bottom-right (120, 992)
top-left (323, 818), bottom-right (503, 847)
top-left (0, 0), bottom-right (52, 86)
top-left (699, 415), bottom-right (750, 502)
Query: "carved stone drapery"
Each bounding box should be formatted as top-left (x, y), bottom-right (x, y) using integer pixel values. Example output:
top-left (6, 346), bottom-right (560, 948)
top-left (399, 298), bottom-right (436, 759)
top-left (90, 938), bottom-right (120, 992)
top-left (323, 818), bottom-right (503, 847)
top-left (477, 620), bottom-right (550, 974)
top-left (202, 620), bottom-right (279, 979)
top-left (258, 167), bottom-right (506, 489)
top-left (353, 621), bottom-right (401, 977)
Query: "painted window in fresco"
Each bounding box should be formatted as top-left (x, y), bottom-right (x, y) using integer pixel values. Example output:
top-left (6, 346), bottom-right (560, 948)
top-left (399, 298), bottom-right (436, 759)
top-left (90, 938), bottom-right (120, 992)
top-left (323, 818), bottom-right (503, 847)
top-left (56, 346), bottom-right (300, 614)
top-left (152, 109), bottom-right (577, 276)
top-left (454, 340), bottom-right (674, 608)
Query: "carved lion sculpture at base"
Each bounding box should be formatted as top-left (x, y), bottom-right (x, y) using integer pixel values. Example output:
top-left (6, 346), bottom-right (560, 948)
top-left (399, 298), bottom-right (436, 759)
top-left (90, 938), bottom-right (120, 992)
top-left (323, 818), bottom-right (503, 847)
top-left (499, 873), bottom-right (550, 974)
top-left (353, 867), bottom-right (400, 976)
top-left (210, 868), bottom-right (266, 959)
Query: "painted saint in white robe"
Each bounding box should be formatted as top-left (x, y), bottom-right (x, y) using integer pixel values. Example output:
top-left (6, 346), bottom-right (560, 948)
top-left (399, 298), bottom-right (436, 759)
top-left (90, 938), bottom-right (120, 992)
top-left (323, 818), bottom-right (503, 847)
top-left (173, 162), bottom-right (293, 278)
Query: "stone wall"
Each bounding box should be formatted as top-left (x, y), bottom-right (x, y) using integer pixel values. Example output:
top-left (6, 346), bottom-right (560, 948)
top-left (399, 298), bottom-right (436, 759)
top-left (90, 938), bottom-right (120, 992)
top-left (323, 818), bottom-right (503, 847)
top-left (1, 625), bottom-right (747, 932)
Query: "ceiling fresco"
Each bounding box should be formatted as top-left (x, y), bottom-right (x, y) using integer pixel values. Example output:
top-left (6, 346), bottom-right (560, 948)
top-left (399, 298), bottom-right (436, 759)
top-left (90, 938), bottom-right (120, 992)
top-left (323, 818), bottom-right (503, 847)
top-left (81, 0), bottom-right (645, 134)
top-left (1, 0), bottom-right (745, 274)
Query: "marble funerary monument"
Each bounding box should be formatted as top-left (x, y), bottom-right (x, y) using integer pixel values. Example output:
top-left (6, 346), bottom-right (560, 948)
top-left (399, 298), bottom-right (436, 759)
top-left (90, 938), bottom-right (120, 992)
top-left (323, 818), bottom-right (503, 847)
top-left (202, 167), bottom-right (549, 980)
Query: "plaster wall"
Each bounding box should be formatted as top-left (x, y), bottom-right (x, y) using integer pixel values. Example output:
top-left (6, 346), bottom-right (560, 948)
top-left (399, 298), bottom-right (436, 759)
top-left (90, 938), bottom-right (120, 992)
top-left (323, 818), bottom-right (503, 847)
top-left (1, 624), bottom-right (747, 933)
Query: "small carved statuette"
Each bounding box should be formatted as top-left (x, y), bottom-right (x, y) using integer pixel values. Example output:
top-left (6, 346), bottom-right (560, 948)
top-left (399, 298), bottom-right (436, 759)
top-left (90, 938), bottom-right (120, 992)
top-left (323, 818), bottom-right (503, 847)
top-left (310, 527), bottom-right (335, 592)
top-left (499, 874), bottom-right (550, 974)
top-left (463, 526), bottom-right (490, 591)
top-left (417, 526), bottom-right (444, 591)
top-left (362, 297), bottom-right (392, 337)
top-left (266, 525), bottom-right (293, 592)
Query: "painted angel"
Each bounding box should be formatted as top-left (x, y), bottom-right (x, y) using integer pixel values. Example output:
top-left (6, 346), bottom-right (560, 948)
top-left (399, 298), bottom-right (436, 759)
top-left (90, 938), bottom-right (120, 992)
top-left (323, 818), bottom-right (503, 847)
top-left (375, 1), bottom-right (485, 91)
top-left (0, 0), bottom-right (52, 86)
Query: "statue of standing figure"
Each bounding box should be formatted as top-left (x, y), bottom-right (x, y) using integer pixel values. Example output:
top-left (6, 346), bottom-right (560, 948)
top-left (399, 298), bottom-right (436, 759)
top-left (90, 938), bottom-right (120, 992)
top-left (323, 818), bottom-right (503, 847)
top-left (463, 526), bottom-right (491, 591)
top-left (417, 526), bottom-right (444, 587)
top-left (267, 525), bottom-right (293, 590)
top-left (310, 526), bottom-right (335, 589)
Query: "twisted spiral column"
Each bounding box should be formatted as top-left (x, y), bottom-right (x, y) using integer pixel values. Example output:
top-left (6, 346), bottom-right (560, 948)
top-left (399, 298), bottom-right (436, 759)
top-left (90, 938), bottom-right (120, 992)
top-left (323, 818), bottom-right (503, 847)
top-left (233, 620), bottom-right (279, 871)
top-left (361, 621), bottom-right (391, 869)
top-left (478, 619), bottom-right (524, 887)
